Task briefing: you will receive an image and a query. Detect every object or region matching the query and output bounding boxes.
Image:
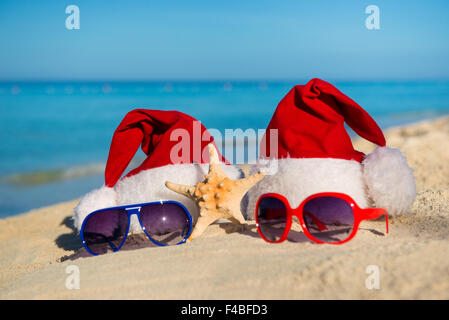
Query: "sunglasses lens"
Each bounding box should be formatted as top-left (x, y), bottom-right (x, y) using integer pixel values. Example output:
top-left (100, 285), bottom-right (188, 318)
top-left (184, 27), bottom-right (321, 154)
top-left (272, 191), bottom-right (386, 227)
top-left (303, 196), bottom-right (354, 243)
top-left (257, 196), bottom-right (288, 242)
top-left (140, 203), bottom-right (191, 245)
top-left (82, 209), bottom-right (129, 255)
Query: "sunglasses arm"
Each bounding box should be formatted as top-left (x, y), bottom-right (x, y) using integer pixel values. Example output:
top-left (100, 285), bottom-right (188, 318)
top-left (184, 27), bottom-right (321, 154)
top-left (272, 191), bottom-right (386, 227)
top-left (362, 208), bottom-right (389, 234)
top-left (303, 210), bottom-right (328, 232)
top-left (83, 232), bottom-right (118, 251)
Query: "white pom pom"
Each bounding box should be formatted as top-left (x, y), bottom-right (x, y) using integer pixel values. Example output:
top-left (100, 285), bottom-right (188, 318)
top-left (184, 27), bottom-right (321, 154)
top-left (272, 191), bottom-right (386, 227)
top-left (363, 146), bottom-right (416, 216)
top-left (73, 186), bottom-right (117, 232)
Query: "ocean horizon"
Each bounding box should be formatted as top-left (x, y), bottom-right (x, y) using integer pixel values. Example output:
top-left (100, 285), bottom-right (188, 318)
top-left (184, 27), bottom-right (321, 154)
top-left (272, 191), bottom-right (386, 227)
top-left (1, 80), bottom-right (449, 217)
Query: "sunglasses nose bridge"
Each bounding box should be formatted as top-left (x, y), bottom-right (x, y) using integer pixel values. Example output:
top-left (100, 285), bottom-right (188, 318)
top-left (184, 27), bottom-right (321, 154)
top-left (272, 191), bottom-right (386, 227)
top-left (125, 206), bottom-right (141, 215)
top-left (291, 208), bottom-right (307, 229)
top-left (124, 207), bottom-right (143, 234)
top-left (291, 206), bottom-right (301, 218)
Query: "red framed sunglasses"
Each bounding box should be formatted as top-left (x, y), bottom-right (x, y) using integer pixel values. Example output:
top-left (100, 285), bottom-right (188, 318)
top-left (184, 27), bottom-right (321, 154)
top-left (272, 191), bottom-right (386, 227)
top-left (255, 192), bottom-right (388, 244)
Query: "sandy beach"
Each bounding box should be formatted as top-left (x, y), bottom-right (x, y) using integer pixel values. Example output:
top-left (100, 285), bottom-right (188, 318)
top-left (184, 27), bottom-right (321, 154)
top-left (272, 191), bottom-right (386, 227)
top-left (1, 116), bottom-right (448, 300)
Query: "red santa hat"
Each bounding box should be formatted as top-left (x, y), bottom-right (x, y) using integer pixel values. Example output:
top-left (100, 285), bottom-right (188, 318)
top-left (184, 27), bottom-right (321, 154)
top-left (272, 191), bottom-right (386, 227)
top-left (74, 109), bottom-right (241, 232)
top-left (247, 78), bottom-right (416, 219)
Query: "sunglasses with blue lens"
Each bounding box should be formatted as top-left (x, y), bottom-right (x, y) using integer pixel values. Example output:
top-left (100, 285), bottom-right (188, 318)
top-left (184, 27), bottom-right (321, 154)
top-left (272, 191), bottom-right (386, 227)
top-left (80, 201), bottom-right (192, 255)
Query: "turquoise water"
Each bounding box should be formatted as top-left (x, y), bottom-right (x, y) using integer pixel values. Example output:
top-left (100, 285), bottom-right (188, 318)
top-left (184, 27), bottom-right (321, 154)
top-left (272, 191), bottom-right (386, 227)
top-left (1, 81), bottom-right (449, 217)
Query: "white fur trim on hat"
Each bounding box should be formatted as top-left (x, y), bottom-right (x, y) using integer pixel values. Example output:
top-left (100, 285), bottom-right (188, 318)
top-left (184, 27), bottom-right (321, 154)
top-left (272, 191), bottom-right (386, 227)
top-left (363, 146), bottom-right (416, 216)
top-left (73, 186), bottom-right (117, 231)
top-left (73, 163), bottom-right (242, 233)
top-left (245, 158), bottom-right (368, 220)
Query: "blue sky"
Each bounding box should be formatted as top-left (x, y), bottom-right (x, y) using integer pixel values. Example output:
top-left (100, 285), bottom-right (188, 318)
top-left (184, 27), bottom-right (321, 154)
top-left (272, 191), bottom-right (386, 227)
top-left (0, 0), bottom-right (448, 80)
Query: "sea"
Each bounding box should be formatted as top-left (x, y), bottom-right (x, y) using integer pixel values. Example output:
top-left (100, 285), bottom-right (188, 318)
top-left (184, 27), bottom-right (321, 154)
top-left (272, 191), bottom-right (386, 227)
top-left (1, 80), bottom-right (449, 217)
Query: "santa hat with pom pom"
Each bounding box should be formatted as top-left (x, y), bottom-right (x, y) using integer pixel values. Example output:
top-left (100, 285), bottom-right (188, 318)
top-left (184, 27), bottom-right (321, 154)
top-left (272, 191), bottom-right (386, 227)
top-left (73, 109), bottom-right (241, 232)
top-left (246, 78), bottom-right (416, 219)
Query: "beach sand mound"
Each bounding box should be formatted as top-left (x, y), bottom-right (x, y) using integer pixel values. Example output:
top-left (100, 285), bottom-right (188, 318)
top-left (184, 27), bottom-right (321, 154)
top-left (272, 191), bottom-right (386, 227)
top-left (0, 116), bottom-right (448, 299)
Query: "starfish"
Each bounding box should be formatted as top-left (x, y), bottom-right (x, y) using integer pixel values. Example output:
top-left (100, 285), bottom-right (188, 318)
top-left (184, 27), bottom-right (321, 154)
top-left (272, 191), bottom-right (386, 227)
top-left (165, 143), bottom-right (265, 242)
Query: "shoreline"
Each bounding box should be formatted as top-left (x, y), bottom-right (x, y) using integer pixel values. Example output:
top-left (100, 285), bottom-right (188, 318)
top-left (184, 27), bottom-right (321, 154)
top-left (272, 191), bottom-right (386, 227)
top-left (2, 113), bottom-right (449, 219)
top-left (0, 115), bottom-right (448, 299)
